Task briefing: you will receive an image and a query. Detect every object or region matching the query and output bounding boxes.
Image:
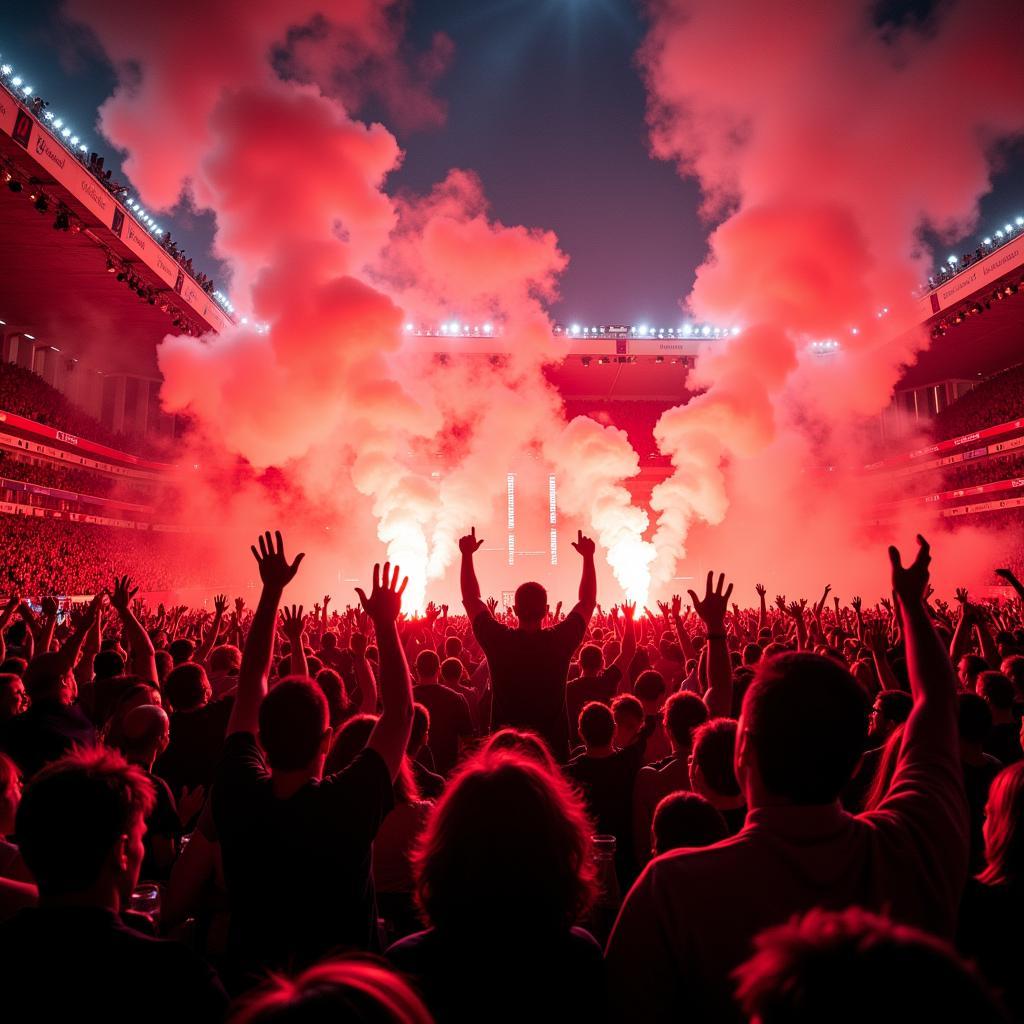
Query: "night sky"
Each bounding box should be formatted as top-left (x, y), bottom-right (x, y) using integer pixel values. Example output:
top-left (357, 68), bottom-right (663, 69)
top-left (3, 1), bottom-right (1023, 326)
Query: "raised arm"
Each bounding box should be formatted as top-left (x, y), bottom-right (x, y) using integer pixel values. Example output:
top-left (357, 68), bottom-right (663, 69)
top-left (350, 631), bottom-right (378, 713)
top-left (56, 593), bottom-right (105, 675)
top-left (109, 576), bottom-right (158, 683)
top-left (227, 531), bottom-right (304, 737)
top-left (357, 563), bottom-right (414, 781)
top-left (689, 571), bottom-right (734, 717)
top-left (571, 530), bottom-right (597, 623)
top-left (194, 594), bottom-right (227, 666)
top-left (670, 594), bottom-right (698, 663)
top-left (459, 528), bottom-right (488, 620)
top-left (0, 593), bottom-right (19, 664)
top-left (611, 601), bottom-right (638, 691)
top-left (996, 567), bottom-right (1024, 602)
top-left (280, 604), bottom-right (309, 678)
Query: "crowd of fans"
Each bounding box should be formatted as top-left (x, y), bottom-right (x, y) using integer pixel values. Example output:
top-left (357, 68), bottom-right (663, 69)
top-left (0, 363), bottom-right (168, 459)
top-left (0, 522), bottom-right (1022, 1022)
top-left (933, 363), bottom-right (1024, 440)
top-left (0, 451), bottom-right (159, 506)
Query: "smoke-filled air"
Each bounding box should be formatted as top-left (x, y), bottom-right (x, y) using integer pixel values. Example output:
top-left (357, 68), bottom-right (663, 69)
top-left (64, 0), bottom-right (1024, 606)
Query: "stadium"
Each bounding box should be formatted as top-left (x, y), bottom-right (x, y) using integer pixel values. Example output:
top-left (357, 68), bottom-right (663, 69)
top-left (2, 4), bottom-right (1024, 1022)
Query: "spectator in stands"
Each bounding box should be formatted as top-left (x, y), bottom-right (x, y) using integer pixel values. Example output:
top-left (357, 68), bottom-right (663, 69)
top-left (0, 751), bottom-right (28, 882)
top-left (411, 650), bottom-right (473, 777)
top-left (459, 527), bottom-right (596, 761)
top-left (959, 691), bottom-right (1004, 873)
top-left (651, 791), bottom-right (727, 856)
top-left (606, 537), bottom-right (969, 1022)
top-left (408, 703), bottom-right (445, 800)
top-left (213, 535), bottom-right (412, 977)
top-left (737, 907), bottom-right (1007, 1024)
top-left (388, 748), bottom-right (604, 1023)
top-left (0, 673), bottom-right (29, 723)
top-left (0, 746), bottom-right (227, 1019)
top-left (843, 689), bottom-right (913, 810)
top-left (978, 671), bottom-right (1022, 765)
top-left (689, 717), bottom-right (746, 835)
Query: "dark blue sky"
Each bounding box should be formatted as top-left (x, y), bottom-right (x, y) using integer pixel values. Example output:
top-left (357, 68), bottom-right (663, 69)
top-left (3, 1), bottom-right (1022, 324)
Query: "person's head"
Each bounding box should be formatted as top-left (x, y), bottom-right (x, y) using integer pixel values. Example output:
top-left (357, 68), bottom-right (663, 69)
top-left (737, 653), bottom-right (869, 807)
top-left (444, 635), bottom-right (463, 659)
top-left (329, 714), bottom-right (417, 803)
top-left (513, 582), bottom-right (547, 627)
top-left (690, 717), bottom-right (742, 804)
top-left (163, 662), bottom-right (212, 712)
top-left (481, 728), bottom-right (557, 773)
top-left (959, 653), bottom-right (988, 691)
top-left (1000, 654), bottom-right (1024, 699)
top-left (93, 648), bottom-right (126, 681)
top-left (0, 657), bottom-right (27, 677)
top-left (101, 682), bottom-right (162, 749)
top-left (414, 649), bottom-right (440, 684)
top-left (413, 749), bottom-right (596, 936)
top-left (743, 642), bottom-right (763, 667)
top-left (316, 668), bottom-right (349, 730)
top-left (958, 691), bottom-right (992, 751)
top-left (734, 906), bottom-right (1007, 1024)
top-left (259, 677), bottom-right (331, 774)
top-left (651, 791), bottom-right (727, 856)
top-left (0, 751), bottom-right (22, 835)
top-left (154, 649), bottom-right (173, 684)
top-left (0, 672), bottom-right (29, 721)
top-left (663, 691), bottom-right (709, 754)
top-left (978, 671), bottom-right (1015, 718)
top-left (868, 690), bottom-right (912, 741)
top-left (209, 644), bottom-right (242, 676)
top-left (228, 958), bottom-right (434, 1024)
top-left (168, 637), bottom-right (195, 666)
top-left (15, 746), bottom-right (155, 907)
top-left (634, 670), bottom-right (667, 714)
top-left (23, 652), bottom-right (76, 705)
top-left (320, 631), bottom-right (338, 653)
top-left (408, 703), bottom-right (430, 756)
top-left (119, 705), bottom-right (170, 766)
top-left (612, 693), bottom-right (645, 747)
top-left (579, 644), bottom-right (604, 676)
top-left (578, 701), bottom-right (615, 751)
top-left (440, 657), bottom-right (463, 687)
top-left (981, 760), bottom-right (1024, 886)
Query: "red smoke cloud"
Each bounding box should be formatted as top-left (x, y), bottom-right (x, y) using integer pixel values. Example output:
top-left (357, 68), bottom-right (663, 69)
top-left (639, 0), bottom-right (1024, 595)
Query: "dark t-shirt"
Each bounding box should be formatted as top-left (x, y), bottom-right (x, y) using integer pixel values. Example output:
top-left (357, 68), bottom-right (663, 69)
top-left (212, 731), bottom-right (393, 973)
top-left (0, 906), bottom-right (226, 1022)
top-left (413, 682), bottom-right (474, 776)
top-left (472, 611), bottom-right (586, 761)
top-left (566, 667), bottom-right (622, 744)
top-left (0, 699), bottom-right (96, 779)
top-left (155, 697), bottom-right (233, 796)
top-left (141, 770), bottom-right (181, 882)
top-left (985, 722), bottom-right (1022, 767)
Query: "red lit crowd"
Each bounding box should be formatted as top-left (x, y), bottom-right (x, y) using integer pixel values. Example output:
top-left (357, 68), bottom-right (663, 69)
top-left (0, 523), bottom-right (1023, 1023)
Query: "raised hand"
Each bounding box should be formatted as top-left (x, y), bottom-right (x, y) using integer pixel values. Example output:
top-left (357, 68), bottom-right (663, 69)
top-left (657, 600), bottom-right (671, 619)
top-left (110, 575), bottom-right (139, 613)
top-left (889, 534), bottom-right (931, 608)
top-left (280, 604), bottom-right (306, 642)
top-left (323, 595), bottom-right (331, 611)
top-left (852, 595), bottom-right (862, 613)
top-left (234, 597), bottom-right (246, 617)
top-left (755, 583), bottom-right (766, 600)
top-left (786, 600), bottom-right (806, 620)
top-left (571, 530), bottom-right (596, 558)
top-left (622, 600), bottom-right (637, 620)
top-left (459, 528), bottom-right (485, 555)
top-left (486, 596), bottom-right (499, 613)
top-left (880, 597), bottom-right (893, 614)
top-left (355, 563), bottom-right (408, 622)
top-left (671, 594), bottom-right (682, 617)
top-left (775, 594), bottom-right (787, 612)
top-left (251, 530), bottom-right (304, 590)
top-left (688, 571), bottom-right (733, 632)
top-left (214, 593), bottom-right (228, 616)
top-left (955, 586), bottom-right (969, 605)
top-left (41, 596), bottom-right (59, 618)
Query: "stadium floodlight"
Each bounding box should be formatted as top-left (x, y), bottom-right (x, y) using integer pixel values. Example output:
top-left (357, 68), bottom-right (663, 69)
top-left (851, 327), bottom-right (859, 335)
top-left (682, 323), bottom-right (692, 335)
top-left (404, 323), bottom-right (414, 332)
top-left (1016, 217), bottom-right (1024, 227)
top-left (70, 136), bottom-right (78, 145)
top-left (702, 324), bottom-right (711, 336)
top-left (11, 76), bottom-right (21, 86)
top-left (638, 324), bottom-right (647, 336)
top-left (44, 111), bottom-right (54, 121)
top-left (0, 65), bottom-right (11, 76)
top-left (983, 237), bottom-right (992, 245)
top-left (947, 255), bottom-right (957, 264)
top-left (53, 118), bottom-right (62, 128)
top-left (79, 144), bottom-right (87, 152)
top-left (61, 128), bottom-right (71, 138)
top-left (483, 323), bottom-right (493, 334)
top-left (22, 85), bottom-right (32, 96)
top-left (996, 230), bottom-right (1004, 238)
top-left (732, 325), bottom-right (741, 335)
top-left (569, 323), bottom-right (579, 335)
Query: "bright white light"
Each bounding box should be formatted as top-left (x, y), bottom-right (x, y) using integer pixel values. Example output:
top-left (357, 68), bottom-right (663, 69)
top-left (1005, 224), bottom-right (1014, 234)
top-left (404, 323), bottom-right (414, 332)
top-left (731, 325), bottom-right (741, 335)
top-left (591, 326), bottom-right (597, 334)
top-left (682, 323), bottom-right (692, 336)
top-left (638, 324), bottom-right (648, 336)
top-left (984, 237), bottom-right (992, 245)
top-left (1016, 217), bottom-right (1024, 227)
top-left (0, 65), bottom-right (11, 76)
top-left (996, 230), bottom-right (1004, 238)
top-left (701, 324), bottom-right (711, 336)
top-left (11, 76), bottom-right (21, 87)
top-left (78, 145), bottom-right (86, 152)
top-left (53, 118), bottom-right (62, 128)
top-left (22, 85), bottom-right (32, 96)
top-left (70, 136), bottom-right (78, 145)
top-left (483, 323), bottom-right (493, 334)
top-left (44, 111), bottom-right (54, 121)
top-left (61, 128), bottom-right (71, 138)
top-left (851, 327), bottom-right (859, 335)
top-left (570, 323), bottom-right (579, 335)
top-left (24, 334), bottom-right (35, 340)
top-left (947, 255), bottom-right (958, 264)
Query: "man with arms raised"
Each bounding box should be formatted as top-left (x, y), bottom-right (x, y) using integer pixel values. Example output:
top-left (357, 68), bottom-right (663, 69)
top-left (460, 527), bottom-right (596, 762)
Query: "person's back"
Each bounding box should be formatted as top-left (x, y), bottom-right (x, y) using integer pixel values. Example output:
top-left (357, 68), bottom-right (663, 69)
top-left (412, 653), bottom-right (473, 776)
top-left (606, 543), bottom-right (969, 1022)
top-left (1, 745), bottom-right (226, 1022)
top-left (459, 527), bottom-right (596, 762)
